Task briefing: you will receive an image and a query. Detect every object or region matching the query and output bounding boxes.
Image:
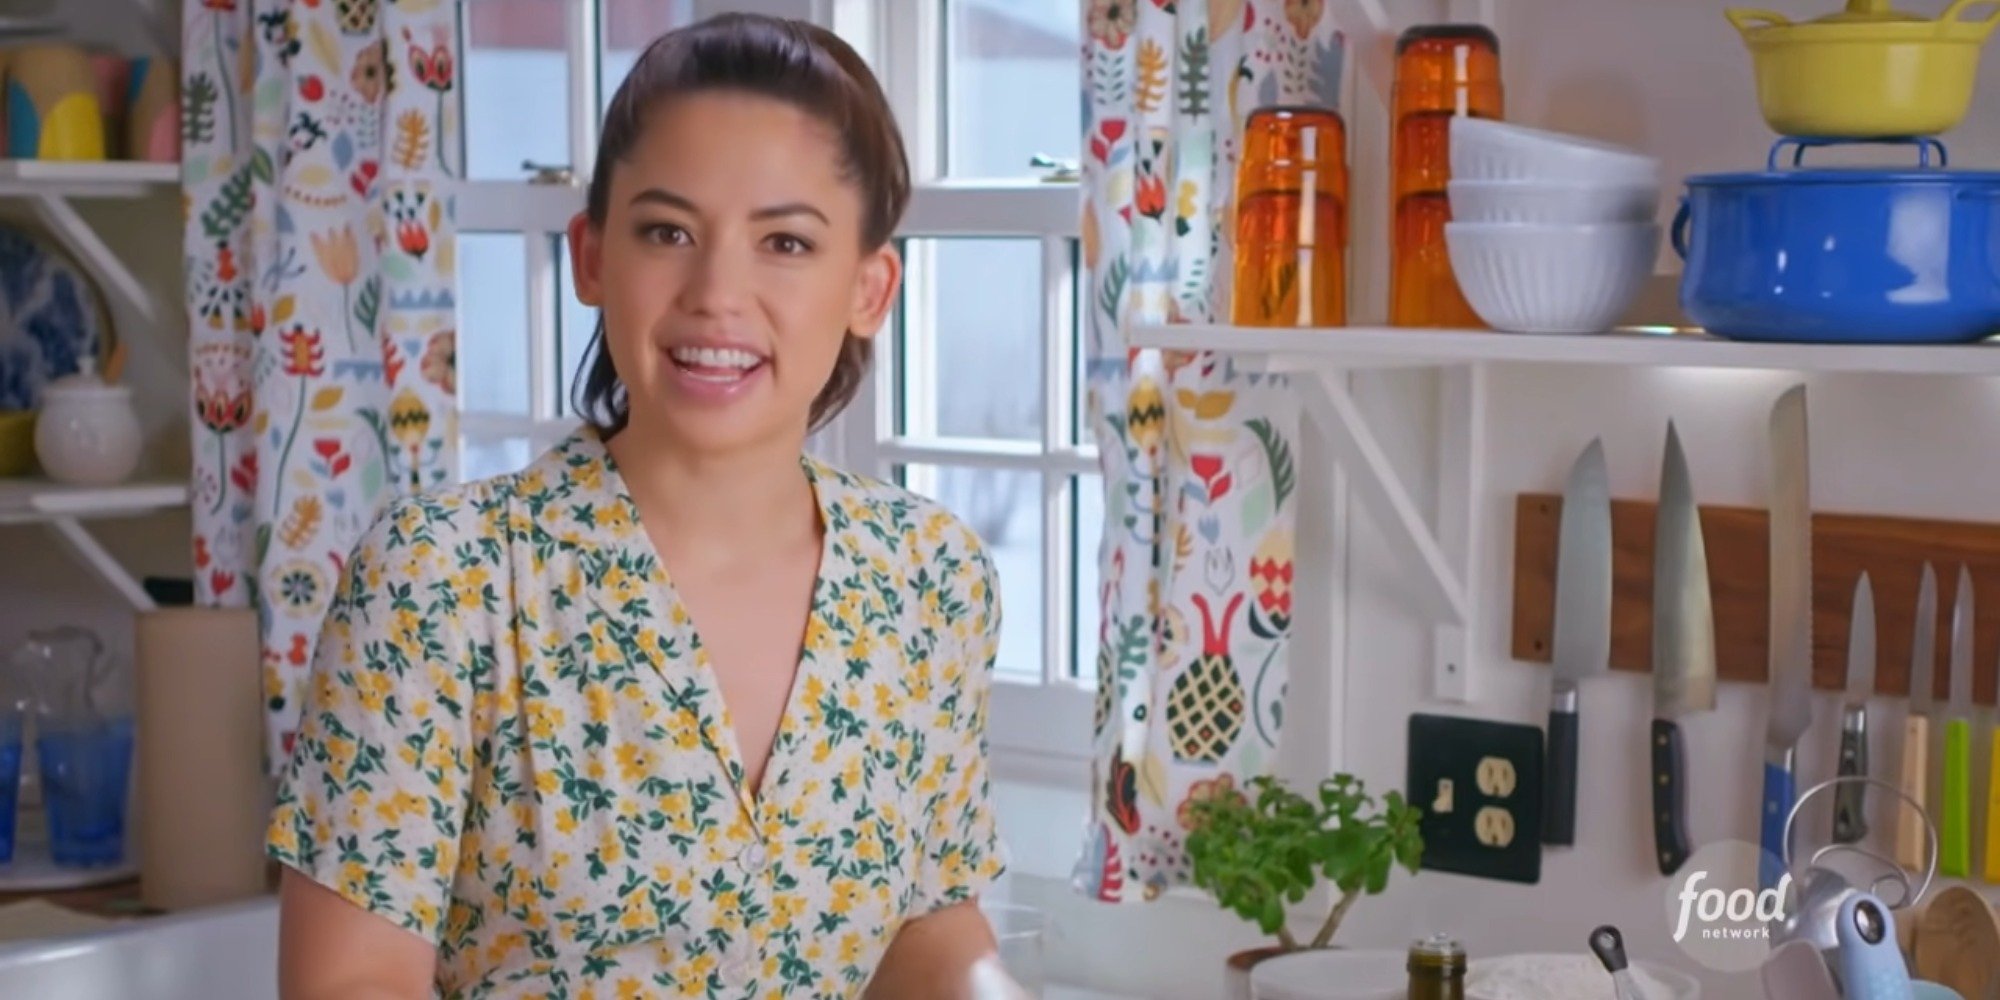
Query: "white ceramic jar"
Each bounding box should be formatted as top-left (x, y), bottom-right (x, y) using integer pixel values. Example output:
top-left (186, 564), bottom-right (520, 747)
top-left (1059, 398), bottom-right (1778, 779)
top-left (34, 360), bottom-right (142, 486)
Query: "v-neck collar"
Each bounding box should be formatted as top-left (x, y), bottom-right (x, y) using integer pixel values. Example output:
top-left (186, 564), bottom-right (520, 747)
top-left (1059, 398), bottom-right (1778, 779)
top-left (552, 426), bottom-right (851, 824)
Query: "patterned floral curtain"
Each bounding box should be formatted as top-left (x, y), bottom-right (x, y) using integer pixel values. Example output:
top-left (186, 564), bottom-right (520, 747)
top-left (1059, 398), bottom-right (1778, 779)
top-left (183, 0), bottom-right (460, 766)
top-left (1073, 0), bottom-right (1343, 902)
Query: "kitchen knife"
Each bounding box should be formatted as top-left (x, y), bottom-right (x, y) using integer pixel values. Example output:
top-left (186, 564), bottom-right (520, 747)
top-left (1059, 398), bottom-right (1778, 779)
top-left (1651, 423), bottom-right (1715, 877)
top-left (1987, 647), bottom-right (2000, 883)
top-left (1545, 437), bottom-right (1613, 847)
top-left (1763, 385), bottom-right (1814, 889)
top-left (1897, 563), bottom-right (1938, 873)
top-left (1834, 572), bottom-right (1876, 844)
top-left (1941, 566), bottom-right (1974, 879)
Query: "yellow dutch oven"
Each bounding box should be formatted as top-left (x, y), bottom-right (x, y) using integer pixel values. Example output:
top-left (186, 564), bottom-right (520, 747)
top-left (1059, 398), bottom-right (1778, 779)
top-left (1729, 0), bottom-right (2000, 137)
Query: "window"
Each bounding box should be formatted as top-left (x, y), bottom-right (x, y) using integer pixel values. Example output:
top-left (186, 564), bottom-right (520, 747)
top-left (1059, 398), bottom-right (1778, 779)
top-left (835, 0), bottom-right (1096, 765)
top-left (450, 0), bottom-right (1096, 767)
top-left (455, 0), bottom-right (695, 478)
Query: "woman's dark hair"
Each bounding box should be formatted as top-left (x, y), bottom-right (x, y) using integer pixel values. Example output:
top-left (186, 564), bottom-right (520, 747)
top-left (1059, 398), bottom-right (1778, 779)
top-left (570, 13), bottom-right (910, 435)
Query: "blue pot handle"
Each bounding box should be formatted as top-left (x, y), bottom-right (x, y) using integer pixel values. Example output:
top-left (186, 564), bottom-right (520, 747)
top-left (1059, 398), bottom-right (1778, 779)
top-left (1768, 136), bottom-right (1949, 171)
top-left (1670, 197), bottom-right (1691, 260)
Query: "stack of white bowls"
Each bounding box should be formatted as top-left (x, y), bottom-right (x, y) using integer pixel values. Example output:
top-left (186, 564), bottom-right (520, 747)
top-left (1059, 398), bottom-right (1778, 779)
top-left (1445, 117), bottom-right (1664, 334)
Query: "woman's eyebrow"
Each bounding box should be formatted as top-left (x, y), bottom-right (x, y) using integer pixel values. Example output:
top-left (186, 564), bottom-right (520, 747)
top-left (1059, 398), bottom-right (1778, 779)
top-left (628, 188), bottom-right (828, 225)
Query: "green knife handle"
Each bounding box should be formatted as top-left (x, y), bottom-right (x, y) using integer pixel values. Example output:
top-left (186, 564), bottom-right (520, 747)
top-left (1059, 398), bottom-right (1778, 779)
top-left (1942, 717), bottom-right (1972, 878)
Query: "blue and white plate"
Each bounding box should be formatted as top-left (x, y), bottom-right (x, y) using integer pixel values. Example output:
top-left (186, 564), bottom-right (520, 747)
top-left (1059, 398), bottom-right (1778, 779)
top-left (0, 224), bottom-right (109, 412)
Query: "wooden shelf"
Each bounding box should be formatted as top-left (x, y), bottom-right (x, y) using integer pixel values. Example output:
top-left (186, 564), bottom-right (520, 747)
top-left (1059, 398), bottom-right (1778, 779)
top-left (1130, 324), bottom-right (2000, 378)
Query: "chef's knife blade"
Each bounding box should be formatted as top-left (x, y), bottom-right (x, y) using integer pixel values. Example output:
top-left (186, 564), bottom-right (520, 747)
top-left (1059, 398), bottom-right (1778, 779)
top-left (1545, 437), bottom-right (1613, 847)
top-left (1897, 563), bottom-right (1938, 872)
top-left (1942, 566), bottom-right (1975, 878)
top-left (1762, 385), bottom-right (1813, 889)
top-left (1651, 422), bottom-right (1714, 876)
top-left (1833, 572), bottom-right (1876, 844)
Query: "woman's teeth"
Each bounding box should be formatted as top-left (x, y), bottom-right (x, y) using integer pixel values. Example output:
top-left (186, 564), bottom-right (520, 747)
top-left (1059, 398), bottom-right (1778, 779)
top-left (669, 346), bottom-right (765, 382)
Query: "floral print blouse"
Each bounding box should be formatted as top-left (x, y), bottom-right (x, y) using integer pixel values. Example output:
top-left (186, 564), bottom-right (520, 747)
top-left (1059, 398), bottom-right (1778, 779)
top-left (267, 428), bottom-right (1006, 998)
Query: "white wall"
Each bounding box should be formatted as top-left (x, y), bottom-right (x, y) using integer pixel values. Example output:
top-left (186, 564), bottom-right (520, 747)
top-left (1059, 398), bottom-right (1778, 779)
top-left (998, 0), bottom-right (2000, 996)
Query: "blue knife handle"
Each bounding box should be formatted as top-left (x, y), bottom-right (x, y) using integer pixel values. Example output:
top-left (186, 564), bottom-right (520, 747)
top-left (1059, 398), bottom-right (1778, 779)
top-left (1761, 761), bottom-right (1796, 890)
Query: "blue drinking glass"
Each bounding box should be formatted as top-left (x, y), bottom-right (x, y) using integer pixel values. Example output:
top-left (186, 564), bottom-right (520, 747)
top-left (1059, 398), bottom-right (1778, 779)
top-left (0, 710), bottom-right (21, 865)
top-left (36, 715), bottom-right (134, 867)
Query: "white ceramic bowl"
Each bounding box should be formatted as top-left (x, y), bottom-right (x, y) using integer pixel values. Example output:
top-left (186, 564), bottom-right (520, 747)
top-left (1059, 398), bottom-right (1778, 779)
top-left (1445, 221), bottom-right (1661, 334)
top-left (1450, 116), bottom-right (1660, 185)
top-left (1447, 179), bottom-right (1660, 225)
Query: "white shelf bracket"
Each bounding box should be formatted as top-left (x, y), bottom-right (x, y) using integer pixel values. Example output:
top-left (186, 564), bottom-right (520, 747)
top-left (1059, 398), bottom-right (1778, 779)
top-left (1433, 365), bottom-right (1485, 703)
top-left (42, 516), bottom-right (157, 613)
top-left (1294, 366), bottom-right (1470, 653)
top-left (30, 193), bottom-right (159, 329)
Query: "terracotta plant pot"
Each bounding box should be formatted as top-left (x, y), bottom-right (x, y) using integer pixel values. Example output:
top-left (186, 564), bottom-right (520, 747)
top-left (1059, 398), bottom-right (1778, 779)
top-left (1224, 945), bottom-right (1291, 1000)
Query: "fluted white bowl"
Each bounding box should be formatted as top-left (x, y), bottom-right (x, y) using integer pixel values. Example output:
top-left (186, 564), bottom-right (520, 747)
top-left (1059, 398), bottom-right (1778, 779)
top-left (1447, 179), bottom-right (1659, 225)
top-left (1449, 116), bottom-right (1659, 185)
top-left (1445, 221), bottom-right (1660, 334)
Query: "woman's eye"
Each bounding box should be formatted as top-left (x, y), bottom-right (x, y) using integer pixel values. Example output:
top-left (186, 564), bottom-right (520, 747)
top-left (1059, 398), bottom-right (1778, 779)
top-left (640, 223), bottom-right (691, 246)
top-left (765, 233), bottom-right (813, 255)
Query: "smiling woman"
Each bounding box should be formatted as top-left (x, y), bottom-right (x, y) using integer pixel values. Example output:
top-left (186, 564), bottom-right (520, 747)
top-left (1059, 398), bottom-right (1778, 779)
top-left (268, 13), bottom-right (1023, 1000)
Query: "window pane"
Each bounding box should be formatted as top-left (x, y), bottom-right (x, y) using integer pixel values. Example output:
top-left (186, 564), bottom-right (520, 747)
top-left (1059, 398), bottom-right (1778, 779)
top-left (600, 0), bottom-right (694, 111)
top-left (943, 0), bottom-right (1081, 178)
top-left (457, 234), bottom-right (532, 416)
top-left (464, 2), bottom-right (572, 180)
top-left (1072, 473), bottom-right (1103, 681)
top-left (461, 431), bottom-right (535, 482)
top-left (901, 464), bottom-right (1043, 681)
top-left (555, 233), bottom-right (597, 414)
top-left (901, 238), bottom-right (1043, 441)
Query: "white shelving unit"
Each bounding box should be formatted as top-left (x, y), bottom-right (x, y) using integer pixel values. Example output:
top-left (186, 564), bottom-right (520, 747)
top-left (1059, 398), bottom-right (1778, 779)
top-left (0, 157), bottom-right (182, 616)
top-left (3, 159), bottom-right (179, 329)
top-left (0, 479), bottom-right (190, 612)
top-left (1128, 323), bottom-right (2000, 701)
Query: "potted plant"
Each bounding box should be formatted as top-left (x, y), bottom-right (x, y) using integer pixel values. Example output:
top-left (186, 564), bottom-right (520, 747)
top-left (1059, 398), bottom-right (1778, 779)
top-left (1184, 773), bottom-right (1424, 999)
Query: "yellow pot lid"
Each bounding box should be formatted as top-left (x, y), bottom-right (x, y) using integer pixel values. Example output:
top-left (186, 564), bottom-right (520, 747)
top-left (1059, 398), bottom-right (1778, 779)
top-left (1814, 0), bottom-right (1924, 23)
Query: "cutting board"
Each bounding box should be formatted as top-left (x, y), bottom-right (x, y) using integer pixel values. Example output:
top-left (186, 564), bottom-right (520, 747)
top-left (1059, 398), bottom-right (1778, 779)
top-left (1913, 886), bottom-right (2000, 1000)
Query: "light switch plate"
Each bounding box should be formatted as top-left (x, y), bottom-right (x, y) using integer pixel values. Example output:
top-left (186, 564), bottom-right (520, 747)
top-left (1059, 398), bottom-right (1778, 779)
top-left (1406, 713), bottom-right (1544, 884)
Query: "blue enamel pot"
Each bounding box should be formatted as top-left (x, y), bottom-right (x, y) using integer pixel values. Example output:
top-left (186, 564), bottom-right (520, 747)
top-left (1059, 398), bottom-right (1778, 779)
top-left (1673, 137), bottom-right (2000, 344)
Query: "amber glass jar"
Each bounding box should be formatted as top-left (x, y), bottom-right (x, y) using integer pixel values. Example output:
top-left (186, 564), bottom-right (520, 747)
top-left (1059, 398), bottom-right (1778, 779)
top-left (1231, 105), bottom-right (1347, 328)
top-left (1389, 25), bottom-right (1501, 328)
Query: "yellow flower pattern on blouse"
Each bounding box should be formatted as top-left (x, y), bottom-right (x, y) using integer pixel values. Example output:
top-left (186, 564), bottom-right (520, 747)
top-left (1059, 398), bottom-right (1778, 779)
top-left (268, 428), bottom-right (1005, 998)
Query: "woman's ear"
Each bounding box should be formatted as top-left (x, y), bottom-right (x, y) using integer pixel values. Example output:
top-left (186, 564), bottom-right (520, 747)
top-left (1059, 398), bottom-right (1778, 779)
top-left (567, 212), bottom-right (603, 307)
top-left (845, 243), bottom-right (902, 341)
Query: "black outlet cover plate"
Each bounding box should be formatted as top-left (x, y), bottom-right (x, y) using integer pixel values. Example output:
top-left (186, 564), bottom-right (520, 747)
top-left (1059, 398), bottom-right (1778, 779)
top-left (1406, 713), bottom-right (1545, 885)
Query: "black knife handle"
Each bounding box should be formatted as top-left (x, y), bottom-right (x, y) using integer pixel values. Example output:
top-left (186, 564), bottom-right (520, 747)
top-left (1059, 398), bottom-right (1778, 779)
top-left (1545, 707), bottom-right (1579, 846)
top-left (1653, 718), bottom-right (1691, 875)
top-left (1833, 706), bottom-right (1869, 844)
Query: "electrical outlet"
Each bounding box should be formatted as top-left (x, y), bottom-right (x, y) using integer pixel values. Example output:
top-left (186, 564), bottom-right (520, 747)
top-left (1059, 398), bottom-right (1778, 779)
top-left (1476, 756), bottom-right (1517, 798)
top-left (1407, 714), bottom-right (1544, 885)
top-left (1475, 806), bottom-right (1515, 847)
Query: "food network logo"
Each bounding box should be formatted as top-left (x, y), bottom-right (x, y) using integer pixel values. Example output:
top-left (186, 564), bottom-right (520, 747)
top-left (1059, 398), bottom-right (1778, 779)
top-left (1661, 840), bottom-right (1790, 973)
top-left (1672, 869), bottom-right (1790, 942)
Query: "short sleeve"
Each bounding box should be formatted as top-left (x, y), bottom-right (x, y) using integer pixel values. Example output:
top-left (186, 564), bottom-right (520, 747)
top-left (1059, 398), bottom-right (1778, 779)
top-left (915, 533), bottom-right (1007, 913)
top-left (266, 497), bottom-right (481, 943)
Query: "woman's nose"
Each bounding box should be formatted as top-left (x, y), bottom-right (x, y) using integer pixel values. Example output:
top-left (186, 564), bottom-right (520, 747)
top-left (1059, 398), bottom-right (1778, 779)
top-left (677, 245), bottom-right (753, 316)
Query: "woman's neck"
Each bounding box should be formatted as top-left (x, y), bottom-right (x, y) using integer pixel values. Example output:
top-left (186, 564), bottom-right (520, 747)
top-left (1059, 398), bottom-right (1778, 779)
top-left (605, 428), bottom-right (819, 570)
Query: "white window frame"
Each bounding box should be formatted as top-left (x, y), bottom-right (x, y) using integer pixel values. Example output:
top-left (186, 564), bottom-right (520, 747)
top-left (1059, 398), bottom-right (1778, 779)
top-left (827, 0), bottom-right (1096, 774)
top-left (451, 0), bottom-right (1098, 777)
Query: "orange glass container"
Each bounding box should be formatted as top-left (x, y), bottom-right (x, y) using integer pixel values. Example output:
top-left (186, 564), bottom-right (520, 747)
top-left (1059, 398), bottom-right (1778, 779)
top-left (1389, 25), bottom-right (1501, 328)
top-left (1232, 105), bottom-right (1347, 328)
